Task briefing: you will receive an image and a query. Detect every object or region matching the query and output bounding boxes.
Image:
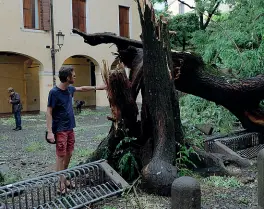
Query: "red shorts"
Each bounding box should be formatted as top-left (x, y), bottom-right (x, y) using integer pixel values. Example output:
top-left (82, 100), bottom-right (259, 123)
top-left (55, 130), bottom-right (75, 157)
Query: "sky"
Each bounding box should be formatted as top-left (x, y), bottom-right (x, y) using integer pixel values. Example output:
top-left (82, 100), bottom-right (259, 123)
top-left (154, 2), bottom-right (165, 10)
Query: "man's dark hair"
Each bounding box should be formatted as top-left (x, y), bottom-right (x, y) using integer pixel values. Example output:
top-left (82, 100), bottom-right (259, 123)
top-left (59, 67), bottom-right (74, 83)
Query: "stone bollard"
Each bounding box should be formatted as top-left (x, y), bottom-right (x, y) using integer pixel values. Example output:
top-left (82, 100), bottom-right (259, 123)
top-left (171, 176), bottom-right (201, 209)
top-left (258, 149), bottom-right (264, 209)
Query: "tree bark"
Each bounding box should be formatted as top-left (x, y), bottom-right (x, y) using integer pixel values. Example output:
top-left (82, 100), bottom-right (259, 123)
top-left (134, 0), bottom-right (181, 195)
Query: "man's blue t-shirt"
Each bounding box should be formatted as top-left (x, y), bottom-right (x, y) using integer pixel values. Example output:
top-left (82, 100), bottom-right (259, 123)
top-left (47, 86), bottom-right (76, 133)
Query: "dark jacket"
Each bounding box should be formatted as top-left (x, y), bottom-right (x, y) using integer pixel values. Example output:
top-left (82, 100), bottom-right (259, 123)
top-left (10, 92), bottom-right (22, 113)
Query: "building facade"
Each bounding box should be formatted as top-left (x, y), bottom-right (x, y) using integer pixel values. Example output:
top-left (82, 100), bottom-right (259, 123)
top-left (0, 0), bottom-right (141, 113)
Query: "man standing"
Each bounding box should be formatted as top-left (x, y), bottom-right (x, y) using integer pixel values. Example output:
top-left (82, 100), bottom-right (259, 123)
top-left (8, 87), bottom-right (22, 131)
top-left (46, 66), bottom-right (106, 193)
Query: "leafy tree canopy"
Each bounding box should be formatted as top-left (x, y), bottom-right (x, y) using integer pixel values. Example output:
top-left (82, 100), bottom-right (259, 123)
top-left (192, 0), bottom-right (264, 78)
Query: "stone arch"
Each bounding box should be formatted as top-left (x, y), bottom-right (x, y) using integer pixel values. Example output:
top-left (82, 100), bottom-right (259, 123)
top-left (0, 51), bottom-right (43, 113)
top-left (61, 55), bottom-right (101, 107)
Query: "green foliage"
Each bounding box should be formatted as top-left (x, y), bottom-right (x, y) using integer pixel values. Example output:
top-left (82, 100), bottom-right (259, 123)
top-left (0, 134), bottom-right (9, 141)
top-left (0, 117), bottom-right (15, 126)
top-left (191, 0), bottom-right (264, 78)
top-left (77, 109), bottom-right (108, 116)
top-left (115, 137), bottom-right (137, 150)
top-left (0, 172), bottom-right (22, 186)
top-left (25, 141), bottom-right (45, 152)
top-left (118, 151), bottom-right (139, 181)
top-left (203, 176), bottom-right (242, 188)
top-left (93, 133), bottom-right (108, 141)
top-left (176, 145), bottom-right (199, 176)
top-left (180, 94), bottom-right (238, 135)
top-left (114, 137), bottom-right (139, 181)
top-left (169, 13), bottom-right (200, 50)
top-left (69, 148), bottom-right (94, 168)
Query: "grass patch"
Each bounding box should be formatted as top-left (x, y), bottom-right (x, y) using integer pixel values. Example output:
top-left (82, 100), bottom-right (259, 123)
top-left (25, 141), bottom-right (45, 152)
top-left (0, 134), bottom-right (9, 141)
top-left (0, 171), bottom-right (22, 186)
top-left (0, 117), bottom-right (15, 126)
top-left (93, 133), bottom-right (108, 141)
top-left (69, 148), bottom-right (94, 168)
top-left (74, 126), bottom-right (86, 132)
top-left (77, 109), bottom-right (108, 117)
top-left (68, 159), bottom-right (79, 168)
top-left (74, 148), bottom-right (93, 158)
top-left (203, 176), bottom-right (242, 188)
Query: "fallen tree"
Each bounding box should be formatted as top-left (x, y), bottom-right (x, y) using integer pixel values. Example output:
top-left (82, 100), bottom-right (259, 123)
top-left (72, 0), bottom-right (263, 196)
top-left (72, 30), bottom-right (264, 133)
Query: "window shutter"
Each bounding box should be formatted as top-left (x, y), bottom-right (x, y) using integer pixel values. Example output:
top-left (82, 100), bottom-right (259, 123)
top-left (31, 0), bottom-right (36, 27)
top-left (78, 0), bottom-right (86, 32)
top-left (23, 0), bottom-right (33, 28)
top-left (124, 7), bottom-right (130, 38)
top-left (119, 7), bottom-right (124, 37)
top-left (72, 0), bottom-right (79, 29)
top-left (119, 6), bottom-right (130, 38)
top-left (40, 0), bottom-right (51, 31)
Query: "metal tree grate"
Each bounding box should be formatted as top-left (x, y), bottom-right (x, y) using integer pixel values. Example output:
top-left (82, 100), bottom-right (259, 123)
top-left (0, 160), bottom-right (129, 209)
top-left (204, 129), bottom-right (264, 159)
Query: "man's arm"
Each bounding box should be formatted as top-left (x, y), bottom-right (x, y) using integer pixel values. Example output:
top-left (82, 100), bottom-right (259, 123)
top-left (46, 107), bottom-right (53, 133)
top-left (46, 107), bottom-right (55, 142)
top-left (75, 84), bottom-right (107, 92)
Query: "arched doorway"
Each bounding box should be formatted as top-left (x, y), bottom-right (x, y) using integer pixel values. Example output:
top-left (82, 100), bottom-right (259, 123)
top-left (0, 52), bottom-right (42, 113)
top-left (62, 55), bottom-right (99, 107)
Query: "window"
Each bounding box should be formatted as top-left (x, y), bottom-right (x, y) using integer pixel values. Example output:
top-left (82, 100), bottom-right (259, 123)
top-left (72, 0), bottom-right (86, 32)
top-left (23, 0), bottom-right (50, 30)
top-left (179, 2), bottom-right (185, 14)
top-left (119, 6), bottom-right (130, 38)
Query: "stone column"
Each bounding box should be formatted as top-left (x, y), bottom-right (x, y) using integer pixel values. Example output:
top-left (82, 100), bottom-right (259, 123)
top-left (258, 149), bottom-right (264, 208)
top-left (171, 176), bottom-right (201, 209)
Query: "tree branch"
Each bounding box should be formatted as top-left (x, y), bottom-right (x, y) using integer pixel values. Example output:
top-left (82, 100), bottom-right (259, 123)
top-left (176, 0), bottom-right (195, 9)
top-left (203, 0), bottom-right (221, 29)
top-left (72, 28), bottom-right (143, 50)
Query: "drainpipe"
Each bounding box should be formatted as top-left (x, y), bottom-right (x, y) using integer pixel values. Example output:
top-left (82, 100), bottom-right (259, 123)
top-left (50, 0), bottom-right (56, 86)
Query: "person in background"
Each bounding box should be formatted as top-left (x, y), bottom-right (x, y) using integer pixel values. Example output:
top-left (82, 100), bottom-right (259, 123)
top-left (46, 66), bottom-right (106, 194)
top-left (8, 87), bottom-right (22, 131)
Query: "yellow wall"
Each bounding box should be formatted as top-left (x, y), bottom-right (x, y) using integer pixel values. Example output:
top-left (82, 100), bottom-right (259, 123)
top-left (0, 55), bottom-right (40, 113)
top-left (0, 56), bottom-right (26, 113)
top-left (63, 57), bottom-right (96, 106)
top-left (25, 64), bottom-right (40, 111)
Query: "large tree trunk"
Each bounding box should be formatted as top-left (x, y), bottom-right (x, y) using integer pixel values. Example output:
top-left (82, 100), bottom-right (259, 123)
top-left (136, 0), bottom-right (180, 195)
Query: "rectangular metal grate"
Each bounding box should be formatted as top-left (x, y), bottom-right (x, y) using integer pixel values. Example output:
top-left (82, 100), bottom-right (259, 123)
top-left (0, 160), bottom-right (129, 209)
top-left (204, 129), bottom-right (264, 159)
